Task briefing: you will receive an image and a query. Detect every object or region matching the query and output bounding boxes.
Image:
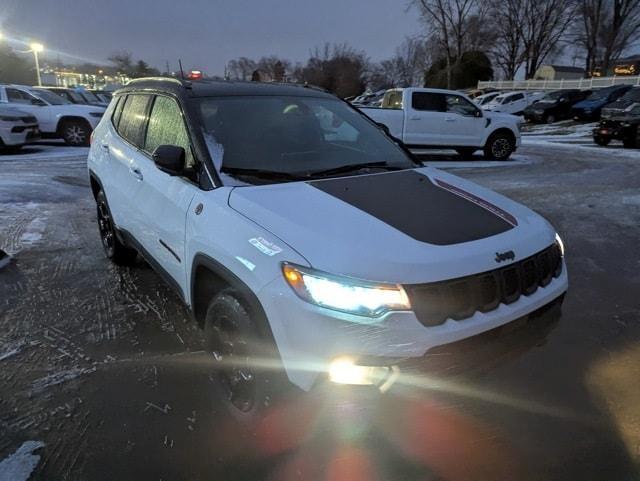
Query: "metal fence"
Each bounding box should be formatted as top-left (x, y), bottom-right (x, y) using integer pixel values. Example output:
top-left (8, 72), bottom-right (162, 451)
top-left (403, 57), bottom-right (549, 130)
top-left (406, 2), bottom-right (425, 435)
top-left (477, 76), bottom-right (640, 91)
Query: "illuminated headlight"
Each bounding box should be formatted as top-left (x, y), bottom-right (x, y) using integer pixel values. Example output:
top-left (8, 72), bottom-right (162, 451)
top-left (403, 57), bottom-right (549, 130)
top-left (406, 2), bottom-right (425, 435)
top-left (89, 112), bottom-right (104, 118)
top-left (282, 263), bottom-right (411, 317)
top-left (555, 233), bottom-right (565, 257)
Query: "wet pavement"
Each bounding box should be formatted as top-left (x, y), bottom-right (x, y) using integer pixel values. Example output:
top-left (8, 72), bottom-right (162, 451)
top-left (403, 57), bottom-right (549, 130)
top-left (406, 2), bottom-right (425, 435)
top-left (1, 141), bottom-right (639, 481)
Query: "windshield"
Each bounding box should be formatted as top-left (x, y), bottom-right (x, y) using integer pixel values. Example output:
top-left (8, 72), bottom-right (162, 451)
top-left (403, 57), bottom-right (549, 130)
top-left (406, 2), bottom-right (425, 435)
top-left (79, 90), bottom-right (100, 103)
top-left (195, 95), bottom-right (417, 184)
top-left (66, 90), bottom-right (86, 103)
top-left (618, 87), bottom-right (640, 103)
top-left (538, 91), bottom-right (565, 103)
top-left (31, 88), bottom-right (71, 105)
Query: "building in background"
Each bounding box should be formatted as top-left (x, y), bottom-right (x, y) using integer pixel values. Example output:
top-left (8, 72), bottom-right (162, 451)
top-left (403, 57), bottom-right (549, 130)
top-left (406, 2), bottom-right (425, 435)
top-left (534, 65), bottom-right (585, 81)
top-left (39, 65), bottom-right (130, 90)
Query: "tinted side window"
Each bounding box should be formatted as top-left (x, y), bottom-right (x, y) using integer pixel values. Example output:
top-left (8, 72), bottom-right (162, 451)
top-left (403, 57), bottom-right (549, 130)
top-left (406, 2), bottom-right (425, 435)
top-left (444, 94), bottom-right (478, 116)
top-left (117, 94), bottom-right (151, 147)
top-left (111, 96), bottom-right (125, 128)
top-left (144, 95), bottom-right (195, 168)
top-left (412, 92), bottom-right (446, 112)
top-left (6, 88), bottom-right (35, 104)
top-left (512, 93), bottom-right (524, 101)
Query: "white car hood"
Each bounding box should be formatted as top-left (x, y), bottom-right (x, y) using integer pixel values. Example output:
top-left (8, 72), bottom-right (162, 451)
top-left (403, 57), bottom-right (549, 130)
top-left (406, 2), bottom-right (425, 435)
top-left (228, 167), bottom-right (555, 284)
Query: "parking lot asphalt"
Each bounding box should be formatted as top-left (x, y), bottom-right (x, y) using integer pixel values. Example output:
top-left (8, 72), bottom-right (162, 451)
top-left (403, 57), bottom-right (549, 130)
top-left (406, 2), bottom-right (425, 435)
top-left (1, 140), bottom-right (639, 481)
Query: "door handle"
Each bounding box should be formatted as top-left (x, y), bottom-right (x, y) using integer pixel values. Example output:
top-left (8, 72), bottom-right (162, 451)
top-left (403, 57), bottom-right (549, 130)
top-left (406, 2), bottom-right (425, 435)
top-left (445, 117), bottom-right (457, 122)
top-left (130, 167), bottom-right (143, 181)
top-left (409, 116), bottom-right (421, 120)
top-left (100, 143), bottom-right (109, 151)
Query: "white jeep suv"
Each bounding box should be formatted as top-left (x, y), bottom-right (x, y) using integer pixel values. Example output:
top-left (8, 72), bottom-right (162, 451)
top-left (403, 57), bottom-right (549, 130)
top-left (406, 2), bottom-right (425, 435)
top-left (87, 78), bottom-right (568, 415)
top-left (0, 84), bottom-right (105, 146)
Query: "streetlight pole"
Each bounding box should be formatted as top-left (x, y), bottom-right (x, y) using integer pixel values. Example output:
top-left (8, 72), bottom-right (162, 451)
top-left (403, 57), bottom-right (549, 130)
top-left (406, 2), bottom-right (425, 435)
top-left (30, 43), bottom-right (44, 86)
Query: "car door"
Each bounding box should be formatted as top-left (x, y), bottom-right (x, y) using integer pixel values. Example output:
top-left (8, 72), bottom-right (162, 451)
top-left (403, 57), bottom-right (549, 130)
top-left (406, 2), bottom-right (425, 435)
top-left (103, 94), bottom-right (153, 234)
top-left (131, 94), bottom-right (199, 292)
top-left (403, 92), bottom-right (448, 145)
top-left (5, 87), bottom-right (53, 132)
top-left (508, 93), bottom-right (526, 114)
top-left (441, 93), bottom-right (485, 146)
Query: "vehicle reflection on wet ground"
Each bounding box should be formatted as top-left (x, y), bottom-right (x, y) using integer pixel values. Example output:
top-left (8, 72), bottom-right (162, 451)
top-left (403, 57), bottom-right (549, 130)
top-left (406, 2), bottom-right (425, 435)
top-left (0, 142), bottom-right (639, 480)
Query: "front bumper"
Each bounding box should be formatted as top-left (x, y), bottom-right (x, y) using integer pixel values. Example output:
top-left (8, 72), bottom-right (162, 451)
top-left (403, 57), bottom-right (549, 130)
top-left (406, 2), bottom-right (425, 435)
top-left (592, 122), bottom-right (631, 141)
top-left (0, 124), bottom-right (40, 146)
top-left (258, 261), bottom-right (568, 391)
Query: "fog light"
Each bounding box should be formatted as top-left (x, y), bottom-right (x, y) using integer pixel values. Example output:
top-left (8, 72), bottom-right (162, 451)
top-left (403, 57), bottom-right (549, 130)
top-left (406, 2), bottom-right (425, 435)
top-left (328, 357), bottom-right (397, 390)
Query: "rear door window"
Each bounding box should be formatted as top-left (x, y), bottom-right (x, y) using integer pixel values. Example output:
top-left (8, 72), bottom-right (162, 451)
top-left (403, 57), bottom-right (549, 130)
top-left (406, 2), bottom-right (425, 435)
top-left (6, 88), bottom-right (37, 105)
top-left (412, 92), bottom-right (446, 112)
top-left (117, 94), bottom-right (151, 147)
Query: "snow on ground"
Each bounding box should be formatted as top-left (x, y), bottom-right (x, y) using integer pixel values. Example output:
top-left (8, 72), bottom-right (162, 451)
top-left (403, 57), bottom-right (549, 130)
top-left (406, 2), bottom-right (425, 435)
top-left (0, 441), bottom-right (45, 481)
top-left (521, 119), bottom-right (640, 158)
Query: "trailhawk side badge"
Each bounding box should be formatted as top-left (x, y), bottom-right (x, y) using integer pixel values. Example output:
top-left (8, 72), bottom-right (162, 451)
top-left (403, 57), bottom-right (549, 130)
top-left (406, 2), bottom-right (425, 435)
top-left (495, 250), bottom-right (516, 263)
top-left (249, 237), bottom-right (283, 256)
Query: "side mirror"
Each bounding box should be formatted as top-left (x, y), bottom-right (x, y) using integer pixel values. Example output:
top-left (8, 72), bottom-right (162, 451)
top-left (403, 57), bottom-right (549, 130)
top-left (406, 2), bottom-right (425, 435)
top-left (376, 122), bottom-right (391, 136)
top-left (153, 145), bottom-right (185, 176)
top-left (474, 109), bottom-right (483, 118)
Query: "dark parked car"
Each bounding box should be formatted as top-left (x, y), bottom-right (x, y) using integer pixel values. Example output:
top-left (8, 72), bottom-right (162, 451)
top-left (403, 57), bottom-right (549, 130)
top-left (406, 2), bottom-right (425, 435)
top-left (601, 86), bottom-right (640, 119)
top-left (40, 86), bottom-right (88, 105)
top-left (593, 105), bottom-right (640, 148)
top-left (571, 85), bottom-right (632, 121)
top-left (523, 89), bottom-right (591, 123)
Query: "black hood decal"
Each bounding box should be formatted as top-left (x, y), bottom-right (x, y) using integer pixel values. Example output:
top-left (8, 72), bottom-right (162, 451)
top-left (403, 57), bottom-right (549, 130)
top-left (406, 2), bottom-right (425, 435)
top-left (309, 170), bottom-right (515, 245)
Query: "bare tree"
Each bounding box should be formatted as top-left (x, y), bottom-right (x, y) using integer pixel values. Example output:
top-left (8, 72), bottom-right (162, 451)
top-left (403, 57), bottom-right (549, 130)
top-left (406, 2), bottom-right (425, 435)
top-left (257, 56), bottom-right (291, 82)
top-left (519, 0), bottom-right (576, 79)
top-left (600, 0), bottom-right (640, 71)
top-left (226, 57), bottom-right (257, 80)
top-left (413, 0), bottom-right (483, 88)
top-left (574, 0), bottom-right (604, 74)
top-left (108, 51), bottom-right (134, 75)
top-left (488, 0), bottom-right (524, 79)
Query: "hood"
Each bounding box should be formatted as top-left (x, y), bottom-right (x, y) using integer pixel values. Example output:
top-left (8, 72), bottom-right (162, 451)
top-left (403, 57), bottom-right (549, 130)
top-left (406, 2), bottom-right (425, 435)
top-left (53, 104), bottom-right (105, 114)
top-left (482, 110), bottom-right (520, 122)
top-left (0, 106), bottom-right (34, 117)
top-left (228, 168), bottom-right (554, 284)
top-left (572, 98), bottom-right (605, 110)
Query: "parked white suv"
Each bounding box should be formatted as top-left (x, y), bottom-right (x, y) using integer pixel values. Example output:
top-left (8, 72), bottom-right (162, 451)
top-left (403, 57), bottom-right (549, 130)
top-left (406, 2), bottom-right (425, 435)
top-left (0, 105), bottom-right (39, 151)
top-left (483, 91), bottom-right (545, 116)
top-left (360, 88), bottom-right (522, 160)
top-left (0, 84), bottom-right (105, 146)
top-left (88, 78), bottom-right (567, 416)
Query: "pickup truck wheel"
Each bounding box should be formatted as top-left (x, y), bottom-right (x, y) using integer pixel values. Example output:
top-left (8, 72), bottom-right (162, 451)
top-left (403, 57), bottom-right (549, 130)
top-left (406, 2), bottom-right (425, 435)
top-left (61, 119), bottom-right (91, 146)
top-left (96, 191), bottom-right (137, 265)
top-left (593, 136), bottom-right (610, 146)
top-left (484, 133), bottom-right (514, 161)
top-left (546, 114), bottom-right (556, 124)
top-left (455, 148), bottom-right (476, 158)
top-left (204, 290), bottom-right (287, 423)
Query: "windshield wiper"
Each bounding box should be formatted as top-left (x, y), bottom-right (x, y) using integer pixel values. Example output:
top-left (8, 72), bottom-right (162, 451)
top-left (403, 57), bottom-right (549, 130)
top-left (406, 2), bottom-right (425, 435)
top-left (305, 161), bottom-right (405, 178)
top-left (221, 167), bottom-right (306, 181)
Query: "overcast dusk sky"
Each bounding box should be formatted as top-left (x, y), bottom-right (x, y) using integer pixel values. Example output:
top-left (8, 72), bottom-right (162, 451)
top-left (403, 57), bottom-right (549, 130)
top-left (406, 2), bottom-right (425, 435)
top-left (1, 0), bottom-right (423, 74)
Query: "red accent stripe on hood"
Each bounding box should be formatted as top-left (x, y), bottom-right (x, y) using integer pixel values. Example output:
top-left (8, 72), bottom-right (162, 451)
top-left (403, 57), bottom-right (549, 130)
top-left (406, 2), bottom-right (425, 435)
top-left (434, 178), bottom-right (518, 227)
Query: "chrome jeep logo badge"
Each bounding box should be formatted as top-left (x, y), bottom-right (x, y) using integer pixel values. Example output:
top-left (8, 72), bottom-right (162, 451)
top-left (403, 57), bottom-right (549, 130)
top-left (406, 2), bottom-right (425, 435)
top-left (495, 250), bottom-right (515, 263)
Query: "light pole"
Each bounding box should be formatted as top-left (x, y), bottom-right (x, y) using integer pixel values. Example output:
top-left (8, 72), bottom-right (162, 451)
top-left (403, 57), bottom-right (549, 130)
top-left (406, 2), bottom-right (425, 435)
top-left (30, 42), bottom-right (44, 86)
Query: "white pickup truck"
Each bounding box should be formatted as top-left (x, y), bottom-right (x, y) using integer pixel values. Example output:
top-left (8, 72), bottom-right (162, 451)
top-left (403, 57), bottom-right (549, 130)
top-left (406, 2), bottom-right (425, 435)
top-left (359, 87), bottom-right (521, 160)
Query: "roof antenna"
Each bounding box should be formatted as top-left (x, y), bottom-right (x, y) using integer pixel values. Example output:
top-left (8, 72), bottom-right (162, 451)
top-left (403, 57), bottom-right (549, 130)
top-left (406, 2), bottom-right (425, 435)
top-left (178, 59), bottom-right (185, 80)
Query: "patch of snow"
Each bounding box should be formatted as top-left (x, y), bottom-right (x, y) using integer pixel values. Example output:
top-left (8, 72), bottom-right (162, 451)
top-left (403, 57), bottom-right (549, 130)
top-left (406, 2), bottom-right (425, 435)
top-left (31, 367), bottom-right (96, 394)
top-left (424, 154), bottom-right (535, 169)
top-left (0, 345), bottom-right (22, 361)
top-left (19, 217), bottom-right (47, 247)
top-left (0, 441), bottom-right (45, 481)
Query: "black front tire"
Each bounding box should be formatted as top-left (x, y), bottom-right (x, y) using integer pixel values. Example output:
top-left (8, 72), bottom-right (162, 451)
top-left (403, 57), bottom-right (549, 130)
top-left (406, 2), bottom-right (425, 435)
top-left (204, 290), bottom-right (286, 422)
top-left (455, 147), bottom-right (477, 158)
top-left (61, 119), bottom-right (91, 146)
top-left (593, 136), bottom-right (610, 146)
top-left (483, 132), bottom-right (515, 161)
top-left (623, 128), bottom-right (638, 148)
top-left (96, 191), bottom-right (137, 265)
